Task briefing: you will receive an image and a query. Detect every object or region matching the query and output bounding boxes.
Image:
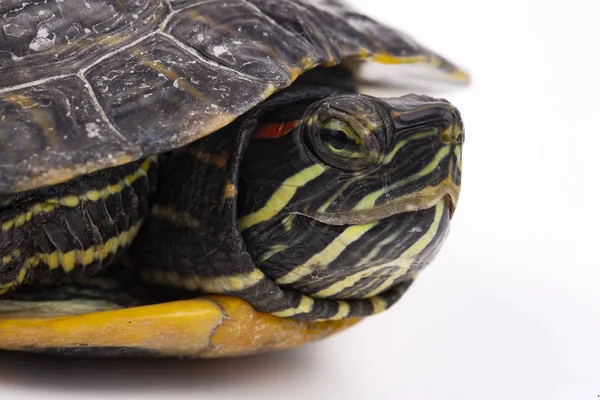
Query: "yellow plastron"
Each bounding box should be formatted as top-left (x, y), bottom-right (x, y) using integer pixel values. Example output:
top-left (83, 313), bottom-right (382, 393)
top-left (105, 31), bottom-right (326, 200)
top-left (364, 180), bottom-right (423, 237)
top-left (0, 296), bottom-right (360, 357)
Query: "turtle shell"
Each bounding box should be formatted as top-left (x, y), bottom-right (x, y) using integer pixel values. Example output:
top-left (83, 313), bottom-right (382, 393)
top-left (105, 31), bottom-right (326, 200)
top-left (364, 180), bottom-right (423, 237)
top-left (0, 0), bottom-right (467, 195)
top-left (0, 0), bottom-right (468, 358)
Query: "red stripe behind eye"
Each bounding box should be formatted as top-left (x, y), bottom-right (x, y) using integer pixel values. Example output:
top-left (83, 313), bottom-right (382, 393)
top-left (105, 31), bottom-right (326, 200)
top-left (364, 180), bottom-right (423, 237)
top-left (252, 120), bottom-right (300, 139)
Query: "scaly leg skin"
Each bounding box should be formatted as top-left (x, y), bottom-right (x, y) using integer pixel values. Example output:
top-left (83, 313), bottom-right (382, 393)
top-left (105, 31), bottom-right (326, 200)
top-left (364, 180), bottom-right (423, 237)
top-left (0, 157), bottom-right (157, 295)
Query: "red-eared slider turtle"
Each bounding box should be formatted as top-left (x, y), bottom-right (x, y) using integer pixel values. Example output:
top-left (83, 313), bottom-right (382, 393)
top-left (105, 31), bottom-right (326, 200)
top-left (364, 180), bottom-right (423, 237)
top-left (0, 0), bottom-right (466, 357)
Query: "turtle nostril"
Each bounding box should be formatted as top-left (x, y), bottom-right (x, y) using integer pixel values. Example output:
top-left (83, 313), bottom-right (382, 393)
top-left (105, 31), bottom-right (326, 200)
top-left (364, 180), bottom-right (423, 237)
top-left (441, 130), bottom-right (452, 144)
top-left (440, 122), bottom-right (464, 144)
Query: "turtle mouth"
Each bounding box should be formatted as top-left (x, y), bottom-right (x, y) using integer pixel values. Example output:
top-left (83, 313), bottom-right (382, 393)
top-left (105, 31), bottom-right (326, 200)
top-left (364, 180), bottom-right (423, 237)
top-left (301, 181), bottom-right (459, 226)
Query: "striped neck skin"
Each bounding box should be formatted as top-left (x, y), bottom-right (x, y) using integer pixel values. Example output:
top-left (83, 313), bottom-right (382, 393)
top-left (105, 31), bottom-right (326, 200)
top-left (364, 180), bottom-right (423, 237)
top-left (238, 93), bottom-right (463, 301)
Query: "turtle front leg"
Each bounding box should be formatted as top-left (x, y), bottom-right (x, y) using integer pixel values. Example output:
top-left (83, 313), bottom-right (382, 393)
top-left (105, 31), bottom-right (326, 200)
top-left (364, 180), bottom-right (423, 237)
top-left (0, 157), bottom-right (157, 295)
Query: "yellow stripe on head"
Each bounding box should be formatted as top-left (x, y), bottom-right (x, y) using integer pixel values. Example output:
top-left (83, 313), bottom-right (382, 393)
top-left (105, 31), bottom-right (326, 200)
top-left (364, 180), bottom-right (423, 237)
top-left (312, 265), bottom-right (394, 299)
top-left (275, 222), bottom-right (377, 286)
top-left (238, 164), bottom-right (326, 231)
top-left (354, 147), bottom-right (451, 211)
top-left (361, 200), bottom-right (446, 298)
top-left (454, 146), bottom-right (462, 171)
top-left (383, 130), bottom-right (438, 165)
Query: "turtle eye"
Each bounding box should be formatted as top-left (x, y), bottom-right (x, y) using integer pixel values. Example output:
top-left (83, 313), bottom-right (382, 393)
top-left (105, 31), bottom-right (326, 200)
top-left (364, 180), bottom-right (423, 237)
top-left (320, 119), bottom-right (367, 159)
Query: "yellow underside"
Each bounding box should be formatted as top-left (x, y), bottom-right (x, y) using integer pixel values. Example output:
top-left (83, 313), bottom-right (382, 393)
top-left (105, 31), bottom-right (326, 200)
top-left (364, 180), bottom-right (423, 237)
top-left (0, 295), bottom-right (360, 357)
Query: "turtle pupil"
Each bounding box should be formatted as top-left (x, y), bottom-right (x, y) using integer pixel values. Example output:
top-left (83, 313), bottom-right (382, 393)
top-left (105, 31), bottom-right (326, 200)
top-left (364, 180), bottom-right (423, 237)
top-left (329, 130), bottom-right (349, 150)
top-left (323, 129), bottom-right (360, 154)
top-left (318, 119), bottom-right (362, 160)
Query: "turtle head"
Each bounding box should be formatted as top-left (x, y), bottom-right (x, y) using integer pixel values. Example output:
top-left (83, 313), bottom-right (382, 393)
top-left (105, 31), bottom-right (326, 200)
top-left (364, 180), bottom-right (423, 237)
top-left (238, 93), bottom-right (463, 304)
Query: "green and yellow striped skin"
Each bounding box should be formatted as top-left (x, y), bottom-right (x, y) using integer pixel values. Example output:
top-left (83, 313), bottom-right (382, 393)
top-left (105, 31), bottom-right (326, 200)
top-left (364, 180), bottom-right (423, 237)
top-left (0, 157), bottom-right (158, 295)
top-left (0, 0), bottom-right (467, 357)
top-left (132, 84), bottom-right (463, 322)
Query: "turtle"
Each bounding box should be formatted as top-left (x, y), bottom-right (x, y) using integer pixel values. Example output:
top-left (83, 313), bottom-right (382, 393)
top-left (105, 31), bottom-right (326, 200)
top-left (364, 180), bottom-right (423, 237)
top-left (0, 0), bottom-right (467, 357)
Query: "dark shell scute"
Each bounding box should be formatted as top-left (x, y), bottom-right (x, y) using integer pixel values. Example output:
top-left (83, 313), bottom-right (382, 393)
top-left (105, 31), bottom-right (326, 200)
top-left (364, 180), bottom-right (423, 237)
top-left (0, 0), bottom-right (168, 86)
top-left (250, 0), bottom-right (347, 62)
top-left (0, 75), bottom-right (140, 193)
top-left (164, 0), bottom-right (330, 89)
top-left (252, 0), bottom-right (420, 62)
top-left (85, 33), bottom-right (274, 154)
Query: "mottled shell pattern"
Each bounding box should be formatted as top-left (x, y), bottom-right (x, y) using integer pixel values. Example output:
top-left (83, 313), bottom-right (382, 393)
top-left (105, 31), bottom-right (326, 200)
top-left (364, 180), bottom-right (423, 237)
top-left (0, 0), bottom-right (464, 194)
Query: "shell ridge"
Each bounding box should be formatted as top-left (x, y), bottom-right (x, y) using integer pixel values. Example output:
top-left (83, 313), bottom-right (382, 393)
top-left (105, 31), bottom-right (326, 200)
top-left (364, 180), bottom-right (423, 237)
top-left (241, 0), bottom-right (322, 55)
top-left (0, 73), bottom-right (74, 95)
top-left (155, 31), bottom-right (268, 86)
top-left (75, 72), bottom-right (134, 145)
top-left (160, 0), bottom-right (175, 13)
top-left (157, 1), bottom-right (196, 30)
top-left (79, 31), bottom-right (159, 76)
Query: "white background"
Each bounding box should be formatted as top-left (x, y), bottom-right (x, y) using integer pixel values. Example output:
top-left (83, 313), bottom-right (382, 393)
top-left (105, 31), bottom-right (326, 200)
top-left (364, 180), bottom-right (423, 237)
top-left (2, 0), bottom-right (599, 399)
